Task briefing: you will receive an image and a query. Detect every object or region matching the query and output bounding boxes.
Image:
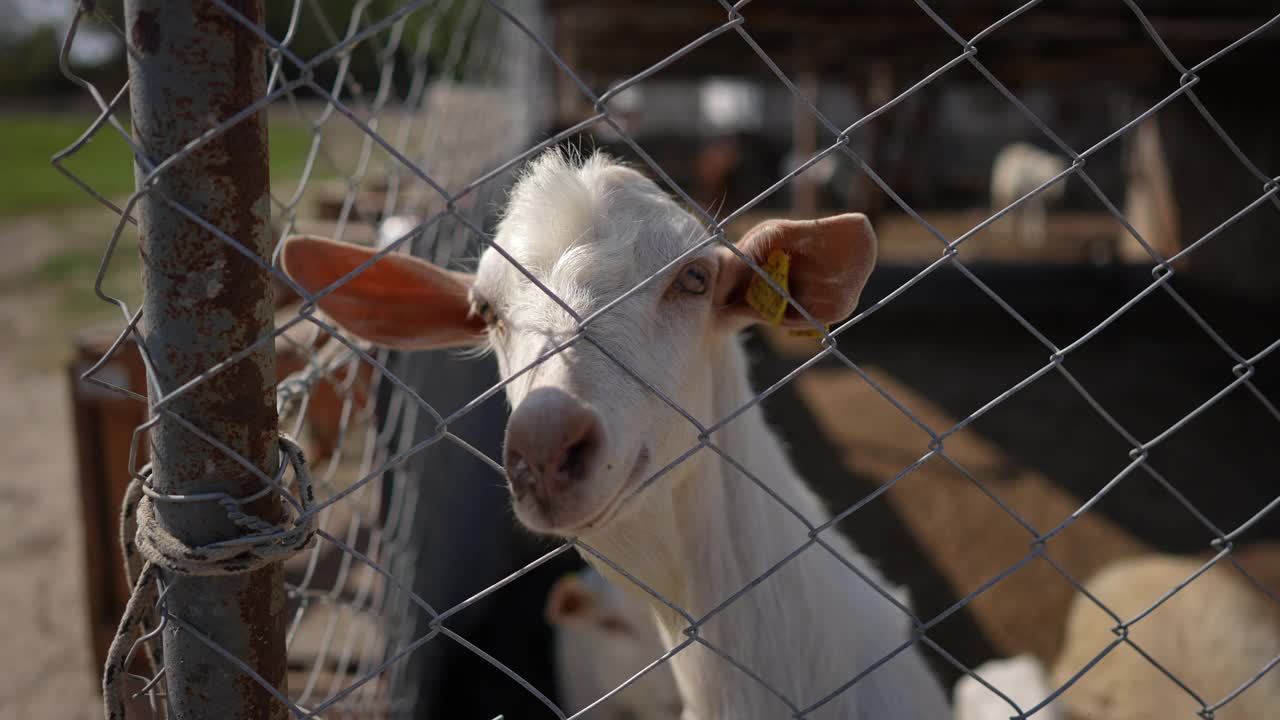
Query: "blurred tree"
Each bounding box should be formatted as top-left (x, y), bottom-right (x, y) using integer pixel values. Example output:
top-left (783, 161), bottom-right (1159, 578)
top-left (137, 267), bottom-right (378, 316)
top-left (0, 24), bottom-right (65, 97)
top-left (0, 0), bottom-right (487, 100)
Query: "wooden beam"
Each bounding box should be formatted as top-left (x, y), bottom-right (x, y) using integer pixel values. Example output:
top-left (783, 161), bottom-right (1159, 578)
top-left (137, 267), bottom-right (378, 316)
top-left (791, 62), bottom-right (819, 215)
top-left (548, 2), bottom-right (1280, 83)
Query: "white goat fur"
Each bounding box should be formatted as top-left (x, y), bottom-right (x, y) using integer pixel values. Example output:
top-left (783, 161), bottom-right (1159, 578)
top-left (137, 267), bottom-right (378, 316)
top-left (1050, 554), bottom-right (1280, 720)
top-left (477, 152), bottom-right (949, 719)
top-left (990, 142), bottom-right (1068, 248)
top-left (954, 553), bottom-right (1280, 720)
top-left (953, 655), bottom-right (1063, 720)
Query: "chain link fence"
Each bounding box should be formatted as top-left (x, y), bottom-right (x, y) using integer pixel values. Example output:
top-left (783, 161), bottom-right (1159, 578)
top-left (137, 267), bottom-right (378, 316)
top-left (54, 0), bottom-right (1279, 718)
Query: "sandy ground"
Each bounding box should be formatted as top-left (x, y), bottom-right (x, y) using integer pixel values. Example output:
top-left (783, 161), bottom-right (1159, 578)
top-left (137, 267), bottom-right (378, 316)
top-left (0, 218), bottom-right (100, 717)
top-left (0, 357), bottom-right (100, 720)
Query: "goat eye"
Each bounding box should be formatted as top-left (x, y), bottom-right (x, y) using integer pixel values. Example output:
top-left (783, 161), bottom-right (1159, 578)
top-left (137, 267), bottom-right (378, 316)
top-left (673, 264), bottom-right (709, 295)
top-left (474, 300), bottom-right (498, 326)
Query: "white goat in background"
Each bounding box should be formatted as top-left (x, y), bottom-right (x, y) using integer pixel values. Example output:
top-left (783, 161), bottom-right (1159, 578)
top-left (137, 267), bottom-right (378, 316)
top-left (546, 568), bottom-right (682, 719)
top-left (953, 655), bottom-right (1064, 720)
top-left (953, 552), bottom-right (1280, 720)
top-left (282, 149), bottom-right (949, 719)
top-left (990, 142), bottom-right (1068, 249)
top-left (1053, 553), bottom-right (1280, 719)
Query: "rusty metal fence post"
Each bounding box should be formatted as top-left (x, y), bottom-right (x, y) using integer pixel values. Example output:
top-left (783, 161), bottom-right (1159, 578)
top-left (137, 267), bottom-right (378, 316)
top-left (122, 1), bottom-right (287, 717)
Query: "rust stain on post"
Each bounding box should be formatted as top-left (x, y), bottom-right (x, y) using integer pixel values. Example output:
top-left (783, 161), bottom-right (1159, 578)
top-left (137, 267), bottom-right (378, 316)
top-left (123, 1), bottom-right (287, 717)
top-left (131, 9), bottom-right (161, 54)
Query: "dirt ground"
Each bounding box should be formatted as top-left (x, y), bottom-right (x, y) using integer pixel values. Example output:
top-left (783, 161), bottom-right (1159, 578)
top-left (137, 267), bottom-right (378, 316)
top-left (0, 354), bottom-right (101, 720)
top-left (0, 218), bottom-right (100, 718)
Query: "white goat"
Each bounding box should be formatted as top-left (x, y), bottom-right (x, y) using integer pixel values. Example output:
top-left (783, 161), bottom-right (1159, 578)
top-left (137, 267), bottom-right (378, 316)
top-left (953, 553), bottom-right (1280, 720)
top-left (547, 568), bottom-right (682, 719)
top-left (282, 150), bottom-right (949, 719)
top-left (990, 142), bottom-right (1068, 249)
top-left (1052, 553), bottom-right (1280, 719)
top-left (953, 655), bottom-right (1063, 720)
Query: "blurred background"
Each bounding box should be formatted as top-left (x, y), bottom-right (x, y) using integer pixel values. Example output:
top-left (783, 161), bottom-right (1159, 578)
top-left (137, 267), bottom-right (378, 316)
top-left (1, 1), bottom-right (1278, 718)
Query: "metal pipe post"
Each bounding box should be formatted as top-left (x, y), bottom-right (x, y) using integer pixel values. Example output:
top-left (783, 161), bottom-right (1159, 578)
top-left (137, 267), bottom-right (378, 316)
top-left (123, 1), bottom-right (287, 717)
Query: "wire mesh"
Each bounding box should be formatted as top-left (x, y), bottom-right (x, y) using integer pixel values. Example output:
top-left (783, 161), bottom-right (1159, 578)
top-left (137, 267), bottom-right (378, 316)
top-left (54, 0), bottom-right (1280, 718)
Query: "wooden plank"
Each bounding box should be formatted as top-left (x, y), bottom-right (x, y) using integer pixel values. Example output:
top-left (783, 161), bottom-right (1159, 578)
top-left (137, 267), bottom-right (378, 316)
top-left (791, 63), bottom-right (819, 214)
top-left (1155, 74), bottom-right (1280, 301)
top-left (547, 1), bottom-right (1280, 81)
top-left (68, 357), bottom-right (112, 673)
top-left (69, 329), bottom-right (151, 675)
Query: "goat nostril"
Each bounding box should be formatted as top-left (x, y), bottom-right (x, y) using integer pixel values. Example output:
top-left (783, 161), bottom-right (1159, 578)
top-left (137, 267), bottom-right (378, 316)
top-left (559, 437), bottom-right (590, 480)
top-left (507, 454), bottom-right (535, 497)
top-left (504, 388), bottom-right (604, 498)
top-left (558, 420), bottom-right (601, 482)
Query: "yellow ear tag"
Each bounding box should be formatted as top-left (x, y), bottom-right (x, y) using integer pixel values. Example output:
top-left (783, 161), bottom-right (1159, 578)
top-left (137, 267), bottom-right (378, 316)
top-left (745, 249), bottom-right (791, 325)
top-left (788, 325), bottom-right (830, 339)
top-left (745, 249), bottom-right (830, 339)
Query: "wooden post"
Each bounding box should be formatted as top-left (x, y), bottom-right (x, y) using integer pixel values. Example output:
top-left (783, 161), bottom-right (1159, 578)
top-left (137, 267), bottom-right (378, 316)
top-left (792, 61), bottom-right (820, 215)
top-left (69, 329), bottom-right (150, 673)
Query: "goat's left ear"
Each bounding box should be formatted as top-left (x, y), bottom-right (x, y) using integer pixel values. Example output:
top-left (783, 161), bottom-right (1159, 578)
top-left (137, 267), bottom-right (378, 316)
top-left (714, 213), bottom-right (877, 328)
top-left (281, 235), bottom-right (486, 350)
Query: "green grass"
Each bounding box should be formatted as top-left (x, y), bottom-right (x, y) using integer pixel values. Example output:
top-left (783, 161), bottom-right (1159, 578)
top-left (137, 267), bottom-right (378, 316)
top-left (0, 111), bottom-right (334, 368)
top-left (0, 114), bottom-right (136, 217)
top-left (0, 112), bottom-right (323, 219)
top-left (34, 234), bottom-right (142, 320)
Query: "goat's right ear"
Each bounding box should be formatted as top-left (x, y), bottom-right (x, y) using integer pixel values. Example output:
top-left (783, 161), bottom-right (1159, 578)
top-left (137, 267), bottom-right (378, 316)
top-left (281, 235), bottom-right (486, 350)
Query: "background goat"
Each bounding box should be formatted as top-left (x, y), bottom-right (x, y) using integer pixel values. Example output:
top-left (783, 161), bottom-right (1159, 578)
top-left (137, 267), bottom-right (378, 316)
top-left (990, 142), bottom-right (1068, 248)
top-left (953, 551), bottom-right (1280, 720)
top-left (1053, 553), bottom-right (1280, 719)
top-left (954, 654), bottom-right (1064, 720)
top-left (546, 568), bottom-right (682, 719)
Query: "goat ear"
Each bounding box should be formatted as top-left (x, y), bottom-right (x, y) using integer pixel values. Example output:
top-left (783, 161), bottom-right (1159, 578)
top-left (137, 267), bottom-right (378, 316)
top-left (714, 213), bottom-right (877, 328)
top-left (545, 574), bottom-right (594, 625)
top-left (281, 235), bottom-right (485, 350)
